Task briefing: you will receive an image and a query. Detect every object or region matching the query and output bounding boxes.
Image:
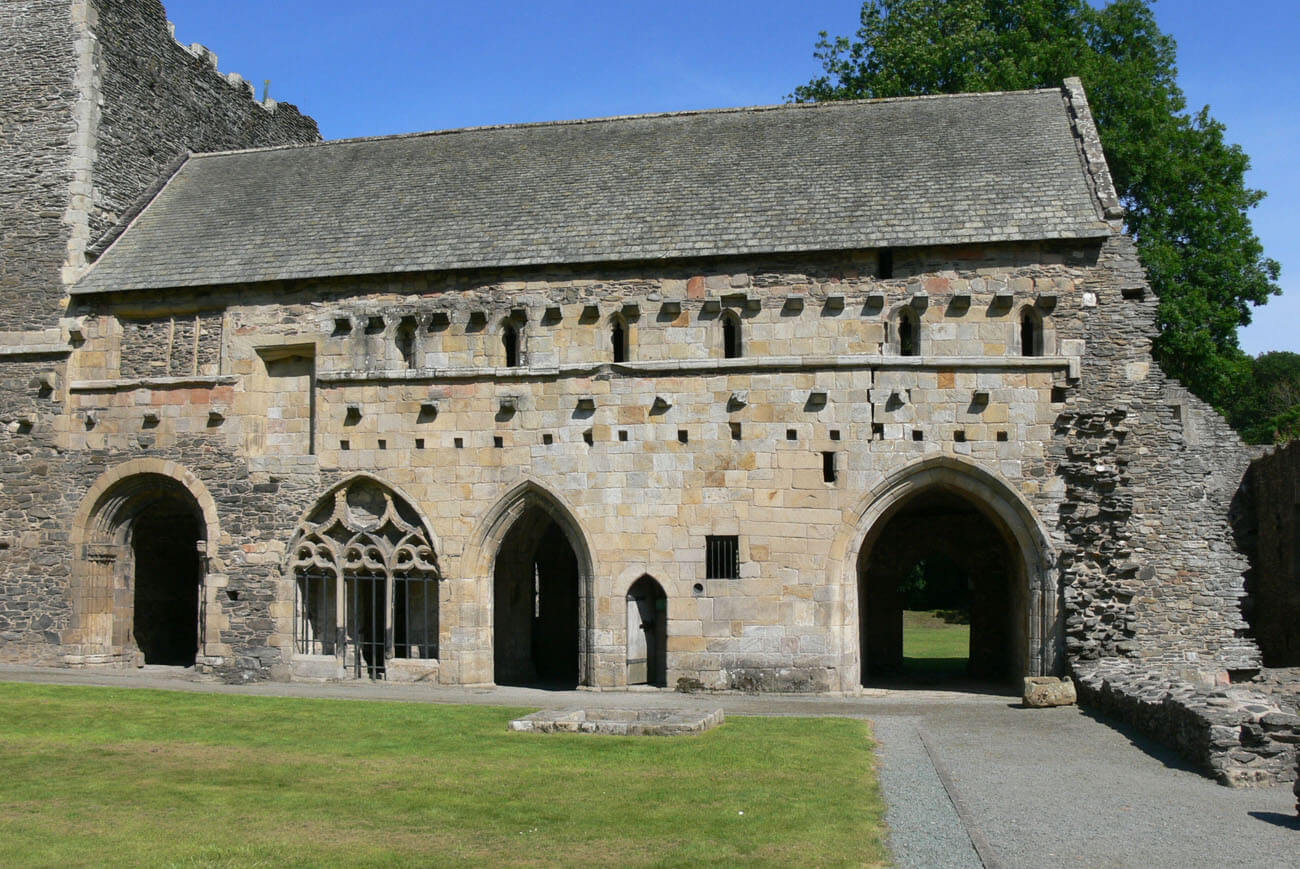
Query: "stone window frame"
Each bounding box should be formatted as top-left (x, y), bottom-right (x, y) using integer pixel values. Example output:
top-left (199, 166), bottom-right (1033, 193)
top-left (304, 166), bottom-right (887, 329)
top-left (889, 304), bottom-right (922, 357)
top-left (499, 316), bottom-right (524, 368)
top-left (1019, 305), bottom-right (1046, 357)
top-left (288, 477), bottom-right (441, 679)
top-left (609, 311), bottom-right (630, 363)
top-left (720, 309), bottom-right (743, 359)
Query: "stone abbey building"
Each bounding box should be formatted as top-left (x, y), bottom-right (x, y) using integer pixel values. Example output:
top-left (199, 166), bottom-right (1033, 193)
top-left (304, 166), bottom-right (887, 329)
top-left (3, 1), bottom-right (1297, 783)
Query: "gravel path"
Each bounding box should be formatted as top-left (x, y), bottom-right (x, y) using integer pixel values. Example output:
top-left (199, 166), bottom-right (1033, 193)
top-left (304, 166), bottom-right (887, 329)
top-left (2, 666), bottom-right (1296, 867)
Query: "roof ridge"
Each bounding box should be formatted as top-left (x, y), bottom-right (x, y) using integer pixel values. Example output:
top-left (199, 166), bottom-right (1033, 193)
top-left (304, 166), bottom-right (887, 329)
top-left (186, 86), bottom-right (1064, 160)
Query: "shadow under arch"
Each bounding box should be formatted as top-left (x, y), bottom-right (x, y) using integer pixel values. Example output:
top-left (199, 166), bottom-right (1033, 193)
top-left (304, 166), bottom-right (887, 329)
top-left (838, 455), bottom-right (1059, 686)
top-left (285, 474), bottom-right (441, 680)
top-left (465, 480), bottom-right (597, 688)
top-left (67, 459), bottom-right (220, 666)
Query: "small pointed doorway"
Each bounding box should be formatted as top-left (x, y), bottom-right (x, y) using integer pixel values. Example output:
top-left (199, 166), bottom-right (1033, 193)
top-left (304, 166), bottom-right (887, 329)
top-left (626, 575), bottom-right (667, 687)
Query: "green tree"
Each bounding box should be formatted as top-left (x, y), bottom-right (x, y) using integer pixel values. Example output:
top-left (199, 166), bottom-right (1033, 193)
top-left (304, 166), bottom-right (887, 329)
top-left (1228, 352), bottom-right (1300, 444)
top-left (794, 0), bottom-right (1280, 412)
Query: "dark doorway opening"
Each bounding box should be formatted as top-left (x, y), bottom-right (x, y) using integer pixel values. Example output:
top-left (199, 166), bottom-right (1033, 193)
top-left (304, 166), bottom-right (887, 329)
top-left (627, 575), bottom-right (667, 687)
top-left (859, 489), bottom-right (1024, 685)
top-left (494, 507), bottom-right (580, 688)
top-left (131, 496), bottom-right (203, 666)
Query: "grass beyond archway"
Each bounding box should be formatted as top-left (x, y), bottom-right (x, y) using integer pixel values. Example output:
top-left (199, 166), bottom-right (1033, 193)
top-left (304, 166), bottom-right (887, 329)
top-left (0, 683), bottom-right (887, 866)
top-left (901, 609), bottom-right (971, 680)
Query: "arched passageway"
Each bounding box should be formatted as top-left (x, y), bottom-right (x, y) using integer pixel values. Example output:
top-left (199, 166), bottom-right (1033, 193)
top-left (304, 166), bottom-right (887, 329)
top-left (71, 470), bottom-right (209, 666)
top-left (858, 486), bottom-right (1035, 685)
top-left (131, 493), bottom-right (204, 665)
top-left (626, 575), bottom-right (667, 687)
top-left (493, 504), bottom-right (581, 688)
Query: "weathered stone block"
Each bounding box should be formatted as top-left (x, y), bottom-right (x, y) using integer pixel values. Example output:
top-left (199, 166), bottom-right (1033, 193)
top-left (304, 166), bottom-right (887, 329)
top-left (1023, 676), bottom-right (1077, 707)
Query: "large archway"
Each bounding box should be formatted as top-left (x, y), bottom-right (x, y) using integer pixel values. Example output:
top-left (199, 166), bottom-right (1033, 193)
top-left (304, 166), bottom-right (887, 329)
top-left (847, 457), bottom-right (1058, 687)
top-left (474, 482), bottom-right (595, 689)
top-left (68, 463), bottom-right (215, 666)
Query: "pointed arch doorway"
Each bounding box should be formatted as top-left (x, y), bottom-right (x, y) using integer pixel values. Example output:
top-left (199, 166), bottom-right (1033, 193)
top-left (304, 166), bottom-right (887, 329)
top-left (481, 483), bottom-right (595, 689)
top-left (852, 458), bottom-right (1057, 686)
top-left (626, 575), bottom-right (667, 687)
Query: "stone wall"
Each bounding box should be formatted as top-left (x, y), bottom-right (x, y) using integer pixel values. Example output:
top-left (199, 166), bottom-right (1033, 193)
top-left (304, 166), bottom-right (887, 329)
top-left (0, 0), bottom-right (80, 332)
top-left (1238, 442), bottom-right (1300, 666)
top-left (1061, 234), bottom-right (1257, 676)
top-left (0, 0), bottom-right (319, 332)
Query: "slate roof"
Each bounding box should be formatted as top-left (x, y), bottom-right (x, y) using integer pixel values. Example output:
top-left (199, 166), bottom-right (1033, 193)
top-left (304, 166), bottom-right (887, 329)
top-left (73, 87), bottom-right (1113, 295)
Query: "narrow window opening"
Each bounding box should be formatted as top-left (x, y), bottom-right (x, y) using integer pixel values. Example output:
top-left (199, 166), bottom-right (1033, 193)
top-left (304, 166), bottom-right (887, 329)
top-left (365, 316), bottom-right (384, 335)
top-left (378, 439), bottom-right (387, 450)
top-left (898, 309), bottom-right (918, 357)
top-left (677, 429), bottom-right (689, 444)
top-left (493, 436), bottom-right (504, 449)
top-left (332, 317), bottom-right (352, 336)
top-left (871, 422), bottom-right (884, 439)
top-left (912, 429), bottom-right (924, 442)
top-left (877, 248), bottom-right (894, 279)
top-left (502, 323), bottom-right (520, 367)
top-left (722, 311), bottom-right (742, 359)
top-left (822, 451), bottom-right (837, 483)
top-left (1021, 308), bottom-right (1043, 357)
top-left (395, 316), bottom-right (417, 367)
top-left (611, 316), bottom-right (628, 363)
top-left (454, 437), bottom-right (464, 449)
top-left (1051, 386), bottom-right (1068, 403)
top-left (705, 535), bottom-right (740, 579)
top-left (730, 422), bottom-right (742, 441)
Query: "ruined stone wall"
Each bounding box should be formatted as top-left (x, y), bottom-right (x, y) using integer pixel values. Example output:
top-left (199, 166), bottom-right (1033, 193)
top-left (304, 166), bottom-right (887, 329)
top-left (1058, 233), bottom-right (1257, 675)
top-left (0, 0), bottom-right (80, 332)
top-left (1240, 442), bottom-right (1300, 666)
top-left (0, 0), bottom-right (319, 331)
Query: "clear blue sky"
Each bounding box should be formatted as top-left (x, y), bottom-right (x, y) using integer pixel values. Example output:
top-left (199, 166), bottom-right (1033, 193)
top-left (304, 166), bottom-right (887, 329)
top-left (162, 0), bottom-right (1298, 355)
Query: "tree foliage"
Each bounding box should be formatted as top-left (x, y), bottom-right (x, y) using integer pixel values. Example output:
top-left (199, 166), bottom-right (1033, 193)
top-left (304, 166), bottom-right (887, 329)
top-left (1227, 352), bottom-right (1300, 445)
top-left (794, 0), bottom-right (1280, 413)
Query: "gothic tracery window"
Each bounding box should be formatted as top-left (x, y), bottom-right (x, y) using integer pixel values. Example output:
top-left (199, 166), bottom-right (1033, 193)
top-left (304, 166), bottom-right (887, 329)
top-left (289, 479), bottom-right (439, 679)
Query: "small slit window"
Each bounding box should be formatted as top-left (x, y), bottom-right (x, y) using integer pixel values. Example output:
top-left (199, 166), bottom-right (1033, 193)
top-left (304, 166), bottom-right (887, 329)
top-left (897, 307), bottom-right (919, 357)
top-left (611, 315), bottom-right (629, 363)
top-left (395, 316), bottom-right (417, 368)
top-left (1020, 307), bottom-right (1043, 357)
top-left (721, 310), bottom-right (742, 359)
top-left (706, 535), bottom-right (740, 579)
top-left (502, 322), bottom-right (520, 367)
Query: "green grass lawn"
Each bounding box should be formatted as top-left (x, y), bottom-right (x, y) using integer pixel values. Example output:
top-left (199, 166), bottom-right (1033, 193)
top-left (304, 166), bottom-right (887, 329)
top-left (901, 610), bottom-right (970, 680)
top-left (0, 682), bottom-right (887, 867)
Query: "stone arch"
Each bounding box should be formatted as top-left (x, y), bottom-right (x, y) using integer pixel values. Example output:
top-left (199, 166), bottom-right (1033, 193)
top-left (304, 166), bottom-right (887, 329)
top-left (720, 308), bottom-right (743, 359)
top-left (66, 459), bottom-right (220, 666)
top-left (286, 475), bottom-right (440, 680)
top-left (609, 311), bottom-right (630, 363)
top-left (467, 480), bottom-right (596, 687)
top-left (837, 455), bottom-right (1058, 685)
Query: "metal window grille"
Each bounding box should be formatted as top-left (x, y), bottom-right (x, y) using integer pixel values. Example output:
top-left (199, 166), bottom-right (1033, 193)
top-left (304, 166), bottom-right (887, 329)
top-left (706, 535), bottom-right (740, 579)
top-left (345, 574), bottom-right (386, 679)
top-left (393, 574), bottom-right (438, 659)
top-left (294, 572), bottom-right (336, 655)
